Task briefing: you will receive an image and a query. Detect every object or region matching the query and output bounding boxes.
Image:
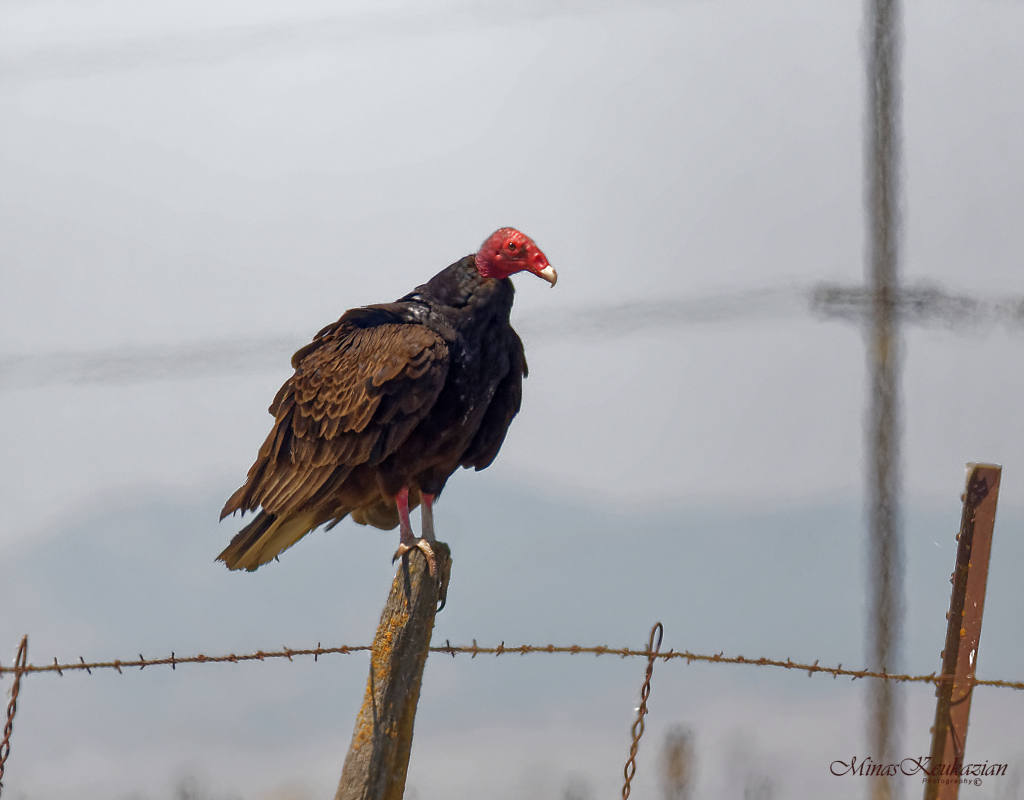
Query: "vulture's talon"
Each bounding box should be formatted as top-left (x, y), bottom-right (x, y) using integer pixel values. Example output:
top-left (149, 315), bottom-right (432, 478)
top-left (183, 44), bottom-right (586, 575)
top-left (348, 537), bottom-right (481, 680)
top-left (397, 552), bottom-right (413, 609)
top-left (436, 556), bottom-right (451, 612)
top-left (392, 539), bottom-right (438, 578)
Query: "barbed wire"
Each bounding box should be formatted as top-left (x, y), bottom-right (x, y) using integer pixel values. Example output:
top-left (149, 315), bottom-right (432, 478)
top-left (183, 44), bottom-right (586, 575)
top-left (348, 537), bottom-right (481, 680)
top-left (4, 281), bottom-right (1023, 393)
top-left (0, 286), bottom-right (803, 392)
top-left (2, 636), bottom-right (1023, 690)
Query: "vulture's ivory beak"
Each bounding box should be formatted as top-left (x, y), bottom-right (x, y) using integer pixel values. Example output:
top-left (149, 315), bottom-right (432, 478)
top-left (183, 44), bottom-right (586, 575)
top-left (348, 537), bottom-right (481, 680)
top-left (536, 265), bottom-right (558, 287)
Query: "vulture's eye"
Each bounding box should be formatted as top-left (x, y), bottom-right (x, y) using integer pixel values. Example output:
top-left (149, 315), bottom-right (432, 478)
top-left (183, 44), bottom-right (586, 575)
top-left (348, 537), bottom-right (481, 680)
top-left (506, 242), bottom-right (517, 252)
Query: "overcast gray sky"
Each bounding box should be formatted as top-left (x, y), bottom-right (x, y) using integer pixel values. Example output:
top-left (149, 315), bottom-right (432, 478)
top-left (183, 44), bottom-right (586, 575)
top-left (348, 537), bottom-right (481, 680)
top-left (3, 1), bottom-right (1024, 797)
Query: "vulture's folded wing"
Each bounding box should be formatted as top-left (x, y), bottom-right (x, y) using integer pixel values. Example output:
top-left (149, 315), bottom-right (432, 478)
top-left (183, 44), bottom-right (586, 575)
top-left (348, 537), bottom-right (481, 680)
top-left (221, 318), bottom-right (449, 520)
top-left (461, 329), bottom-right (527, 471)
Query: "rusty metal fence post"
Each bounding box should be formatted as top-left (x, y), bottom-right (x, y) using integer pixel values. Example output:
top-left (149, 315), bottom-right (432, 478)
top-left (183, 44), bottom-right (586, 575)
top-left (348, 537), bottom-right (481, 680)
top-left (923, 464), bottom-right (1001, 800)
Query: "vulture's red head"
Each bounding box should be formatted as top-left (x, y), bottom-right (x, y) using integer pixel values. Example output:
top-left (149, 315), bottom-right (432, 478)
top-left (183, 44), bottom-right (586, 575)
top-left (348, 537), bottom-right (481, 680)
top-left (475, 228), bottom-right (558, 287)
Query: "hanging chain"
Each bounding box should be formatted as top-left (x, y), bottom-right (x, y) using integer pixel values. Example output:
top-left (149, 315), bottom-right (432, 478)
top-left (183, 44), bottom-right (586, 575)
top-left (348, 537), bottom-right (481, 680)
top-left (622, 622), bottom-right (663, 799)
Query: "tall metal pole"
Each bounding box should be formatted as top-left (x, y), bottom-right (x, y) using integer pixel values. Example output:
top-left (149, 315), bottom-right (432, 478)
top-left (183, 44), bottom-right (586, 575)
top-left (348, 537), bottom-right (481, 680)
top-left (865, 1), bottom-right (903, 798)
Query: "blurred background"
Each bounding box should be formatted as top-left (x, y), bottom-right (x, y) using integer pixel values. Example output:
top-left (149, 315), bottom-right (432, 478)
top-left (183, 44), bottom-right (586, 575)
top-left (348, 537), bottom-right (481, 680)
top-left (2, 1), bottom-right (1023, 798)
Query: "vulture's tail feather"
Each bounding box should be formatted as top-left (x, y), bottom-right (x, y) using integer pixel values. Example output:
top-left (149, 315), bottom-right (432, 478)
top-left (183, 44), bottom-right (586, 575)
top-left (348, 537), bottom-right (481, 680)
top-left (217, 510), bottom-right (322, 571)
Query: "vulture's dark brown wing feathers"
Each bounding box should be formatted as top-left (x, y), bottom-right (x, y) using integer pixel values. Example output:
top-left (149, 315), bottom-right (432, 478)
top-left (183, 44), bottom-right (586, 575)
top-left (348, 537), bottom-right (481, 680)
top-left (460, 330), bottom-right (527, 471)
top-left (218, 316), bottom-right (448, 570)
top-left (219, 253), bottom-right (532, 572)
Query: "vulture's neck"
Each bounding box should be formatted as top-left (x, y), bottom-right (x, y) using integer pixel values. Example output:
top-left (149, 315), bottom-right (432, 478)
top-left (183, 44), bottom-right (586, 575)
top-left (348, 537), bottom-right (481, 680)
top-left (420, 255), bottom-right (515, 317)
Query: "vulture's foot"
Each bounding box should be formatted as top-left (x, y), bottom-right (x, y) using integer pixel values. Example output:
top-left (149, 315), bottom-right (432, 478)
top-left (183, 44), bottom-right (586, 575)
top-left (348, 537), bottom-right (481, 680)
top-left (392, 538), bottom-right (438, 577)
top-left (392, 539), bottom-right (450, 611)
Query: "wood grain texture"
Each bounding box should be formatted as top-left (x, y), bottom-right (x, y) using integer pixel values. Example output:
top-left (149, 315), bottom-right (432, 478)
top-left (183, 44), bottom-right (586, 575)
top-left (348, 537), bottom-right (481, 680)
top-left (335, 544), bottom-right (451, 800)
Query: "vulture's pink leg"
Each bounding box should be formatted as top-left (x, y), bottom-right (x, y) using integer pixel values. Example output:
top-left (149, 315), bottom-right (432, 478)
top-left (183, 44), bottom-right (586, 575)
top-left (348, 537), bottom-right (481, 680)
top-left (392, 487), bottom-right (437, 577)
top-left (396, 487), bottom-right (415, 544)
top-left (419, 492), bottom-right (449, 610)
top-left (420, 493), bottom-right (436, 543)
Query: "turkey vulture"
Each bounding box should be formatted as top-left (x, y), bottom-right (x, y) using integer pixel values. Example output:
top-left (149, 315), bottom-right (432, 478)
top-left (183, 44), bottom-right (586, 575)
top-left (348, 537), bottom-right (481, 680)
top-left (218, 227), bottom-right (557, 578)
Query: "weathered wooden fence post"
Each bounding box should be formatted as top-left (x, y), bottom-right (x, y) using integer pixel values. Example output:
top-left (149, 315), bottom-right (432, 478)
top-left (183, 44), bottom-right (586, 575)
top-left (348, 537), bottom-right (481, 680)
top-left (335, 544), bottom-right (451, 800)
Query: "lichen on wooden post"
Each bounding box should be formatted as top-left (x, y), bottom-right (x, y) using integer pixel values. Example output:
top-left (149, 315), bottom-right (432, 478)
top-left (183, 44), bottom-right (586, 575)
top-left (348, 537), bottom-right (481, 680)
top-left (335, 543), bottom-right (451, 800)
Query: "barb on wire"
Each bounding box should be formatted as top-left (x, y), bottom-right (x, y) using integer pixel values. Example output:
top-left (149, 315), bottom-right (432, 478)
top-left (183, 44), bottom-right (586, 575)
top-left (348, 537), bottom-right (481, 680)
top-left (0, 644), bottom-right (370, 677)
top-left (0, 636), bottom-right (29, 796)
top-left (622, 622), bottom-right (663, 799)
top-left (0, 639), bottom-right (1022, 691)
